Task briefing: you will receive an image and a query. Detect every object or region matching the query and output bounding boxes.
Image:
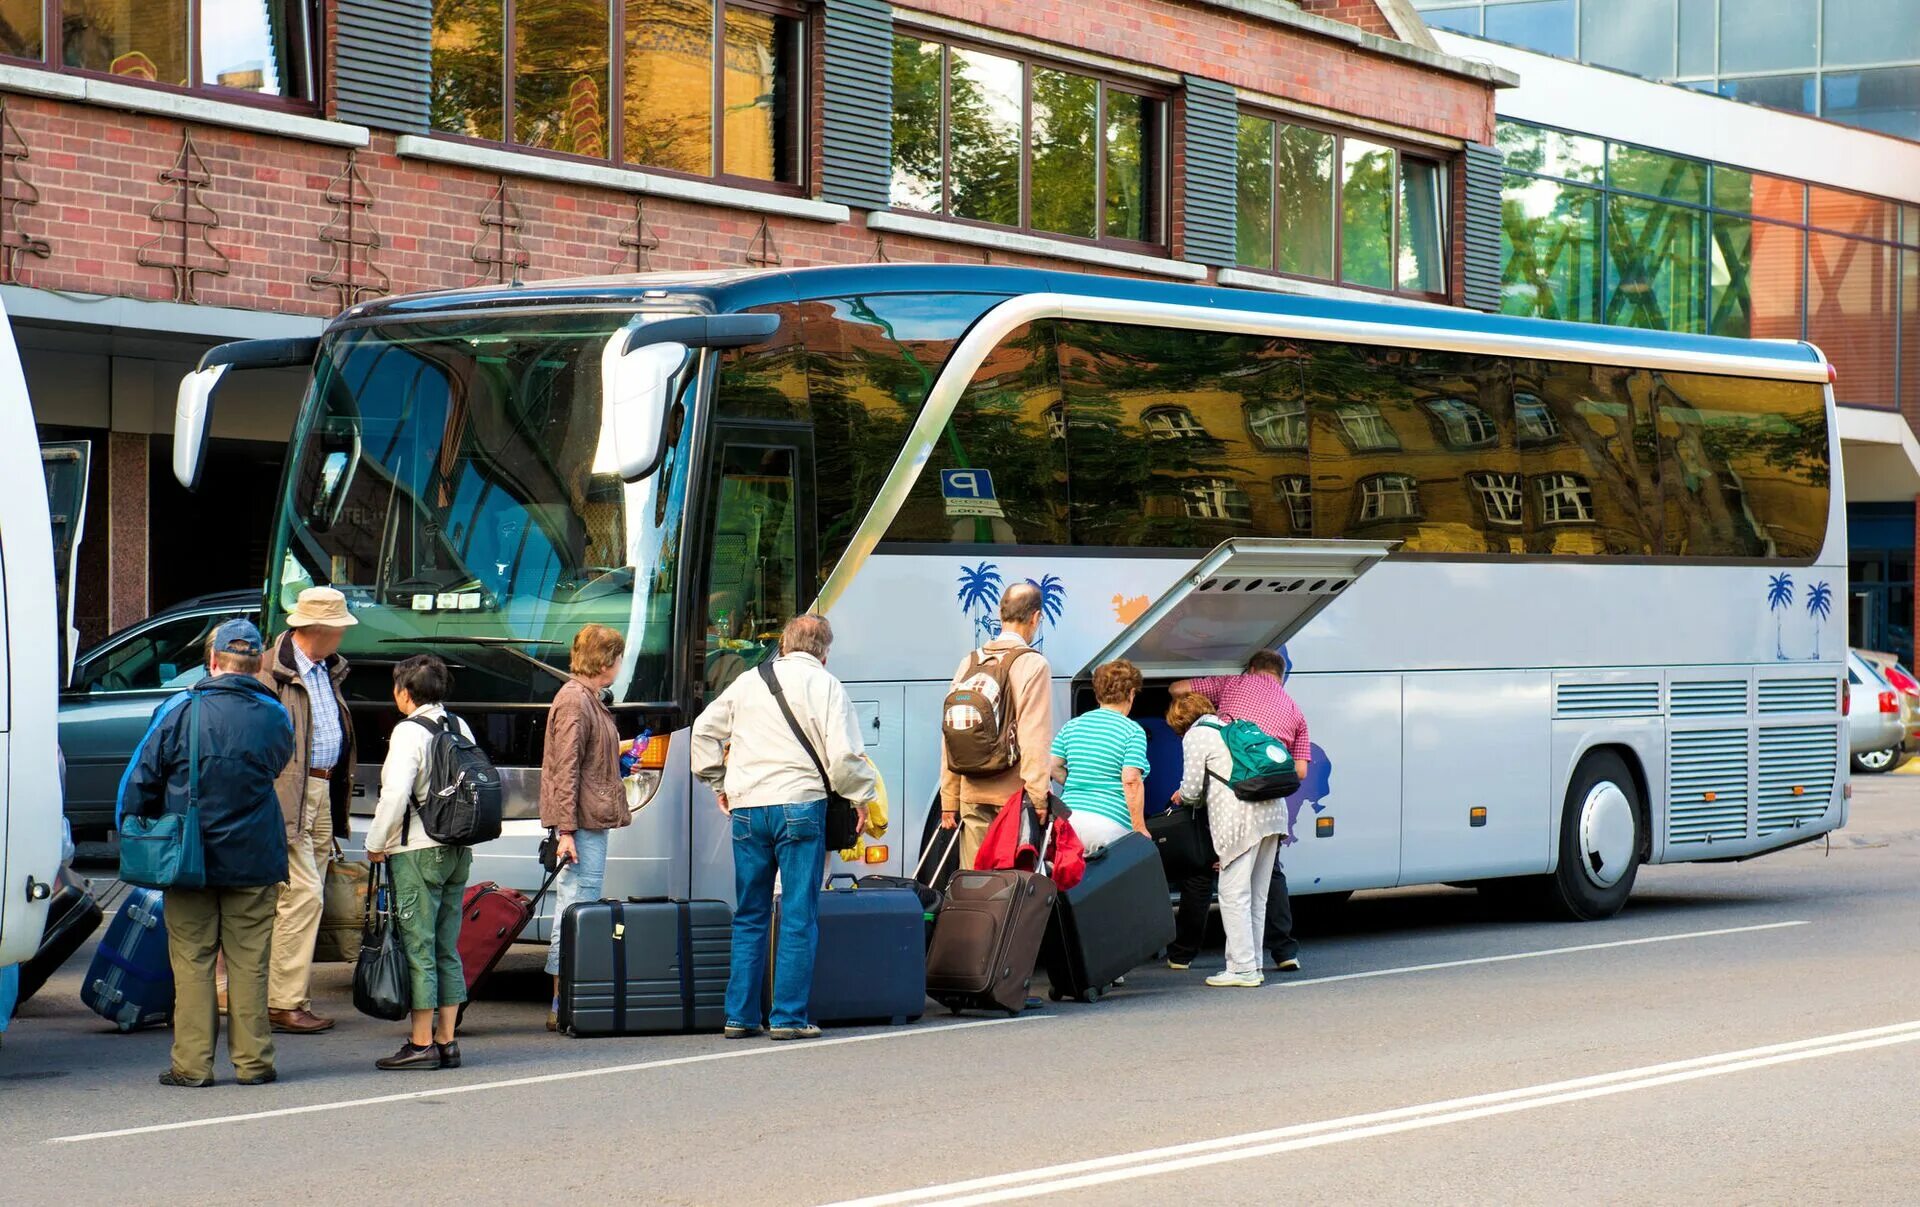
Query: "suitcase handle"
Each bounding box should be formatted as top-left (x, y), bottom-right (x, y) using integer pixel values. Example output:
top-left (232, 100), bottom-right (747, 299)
top-left (913, 830), bottom-right (959, 883)
top-left (824, 873), bottom-right (861, 890)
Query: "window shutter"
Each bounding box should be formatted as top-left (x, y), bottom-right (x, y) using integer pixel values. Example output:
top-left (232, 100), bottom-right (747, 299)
top-left (1181, 75), bottom-right (1238, 269)
top-left (336, 0), bottom-right (432, 133)
top-left (822, 0), bottom-right (894, 210)
top-left (1462, 141), bottom-right (1503, 313)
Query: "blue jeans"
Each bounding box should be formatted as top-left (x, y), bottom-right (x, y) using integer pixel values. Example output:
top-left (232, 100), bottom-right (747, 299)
top-left (545, 828), bottom-right (609, 977)
top-left (725, 800), bottom-right (828, 1030)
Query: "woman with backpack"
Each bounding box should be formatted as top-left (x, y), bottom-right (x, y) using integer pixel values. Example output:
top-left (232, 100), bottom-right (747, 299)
top-left (1166, 692), bottom-right (1288, 989)
top-left (365, 654), bottom-right (477, 1069)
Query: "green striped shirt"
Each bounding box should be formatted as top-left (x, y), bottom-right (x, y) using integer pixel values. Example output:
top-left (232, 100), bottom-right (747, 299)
top-left (1051, 709), bottom-right (1149, 830)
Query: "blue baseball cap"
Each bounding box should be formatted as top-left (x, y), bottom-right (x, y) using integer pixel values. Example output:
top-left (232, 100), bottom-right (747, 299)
top-left (212, 617), bottom-right (264, 657)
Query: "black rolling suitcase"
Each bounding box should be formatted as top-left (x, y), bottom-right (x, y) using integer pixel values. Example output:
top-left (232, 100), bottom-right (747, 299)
top-left (1042, 832), bottom-right (1176, 1003)
top-left (19, 867), bottom-right (103, 1005)
top-left (559, 899), bottom-right (731, 1037)
top-left (853, 838), bottom-right (956, 949)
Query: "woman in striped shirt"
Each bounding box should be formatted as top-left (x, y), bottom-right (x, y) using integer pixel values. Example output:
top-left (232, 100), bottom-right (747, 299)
top-left (1049, 660), bottom-right (1150, 852)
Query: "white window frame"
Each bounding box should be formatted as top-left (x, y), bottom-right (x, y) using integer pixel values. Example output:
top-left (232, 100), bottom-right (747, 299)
top-left (1145, 406), bottom-right (1209, 440)
top-left (1182, 476), bottom-right (1253, 523)
top-left (1337, 402), bottom-right (1398, 450)
top-left (1467, 470), bottom-right (1525, 527)
top-left (1515, 391), bottom-right (1562, 443)
top-left (1425, 397), bottom-right (1498, 448)
top-left (1535, 472), bottom-right (1595, 524)
top-left (1246, 397), bottom-right (1308, 450)
top-left (1273, 474), bottom-right (1313, 532)
top-left (1358, 473), bottom-right (1420, 522)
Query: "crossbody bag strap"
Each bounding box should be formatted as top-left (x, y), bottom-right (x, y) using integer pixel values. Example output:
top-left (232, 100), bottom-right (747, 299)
top-left (398, 713), bottom-right (448, 847)
top-left (187, 693), bottom-right (202, 813)
top-left (756, 659), bottom-right (832, 798)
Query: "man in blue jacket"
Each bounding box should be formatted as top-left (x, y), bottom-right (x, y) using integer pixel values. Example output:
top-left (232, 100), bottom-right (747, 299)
top-left (118, 619), bottom-right (294, 1088)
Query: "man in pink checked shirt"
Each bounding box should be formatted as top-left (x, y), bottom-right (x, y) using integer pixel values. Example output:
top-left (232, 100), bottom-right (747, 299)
top-left (1171, 648), bottom-right (1308, 973)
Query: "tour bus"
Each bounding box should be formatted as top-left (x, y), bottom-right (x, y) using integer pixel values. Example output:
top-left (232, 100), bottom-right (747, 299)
top-left (174, 264), bottom-right (1845, 928)
top-left (0, 299), bottom-right (67, 967)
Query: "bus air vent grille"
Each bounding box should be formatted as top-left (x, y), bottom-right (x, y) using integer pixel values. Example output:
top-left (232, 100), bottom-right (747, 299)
top-left (1666, 728), bottom-right (1751, 845)
top-left (1670, 680), bottom-right (1748, 717)
top-left (1555, 682), bottom-right (1660, 718)
top-left (1757, 679), bottom-right (1839, 715)
top-left (1756, 725), bottom-right (1837, 835)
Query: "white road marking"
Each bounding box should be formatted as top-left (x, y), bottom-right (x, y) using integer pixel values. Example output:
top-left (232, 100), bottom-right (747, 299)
top-left (1276, 919), bottom-right (1811, 988)
top-left (826, 1018), bottom-right (1920, 1207)
top-left (45, 1015), bottom-right (1047, 1145)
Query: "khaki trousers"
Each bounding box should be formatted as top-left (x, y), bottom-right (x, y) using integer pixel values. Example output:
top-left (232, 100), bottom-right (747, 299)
top-left (957, 799), bottom-right (1002, 871)
top-left (269, 777), bottom-right (333, 1012)
top-left (164, 884), bottom-right (279, 1082)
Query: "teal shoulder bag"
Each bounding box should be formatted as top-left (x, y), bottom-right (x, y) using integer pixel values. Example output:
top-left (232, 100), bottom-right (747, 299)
top-left (119, 694), bottom-right (208, 890)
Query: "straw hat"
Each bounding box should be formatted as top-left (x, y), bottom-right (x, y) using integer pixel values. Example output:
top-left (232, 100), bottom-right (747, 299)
top-left (285, 586), bottom-right (359, 628)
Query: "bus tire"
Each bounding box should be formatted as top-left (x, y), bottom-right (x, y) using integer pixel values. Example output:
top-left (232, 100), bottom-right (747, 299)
top-left (1545, 750), bottom-right (1644, 921)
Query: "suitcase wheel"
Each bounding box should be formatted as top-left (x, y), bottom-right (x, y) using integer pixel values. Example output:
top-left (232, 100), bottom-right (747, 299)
top-left (1048, 989), bottom-right (1064, 1003)
top-left (1079, 987), bottom-right (1103, 1004)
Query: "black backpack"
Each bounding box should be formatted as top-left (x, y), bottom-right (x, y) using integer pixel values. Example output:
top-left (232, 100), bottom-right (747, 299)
top-left (402, 714), bottom-right (503, 847)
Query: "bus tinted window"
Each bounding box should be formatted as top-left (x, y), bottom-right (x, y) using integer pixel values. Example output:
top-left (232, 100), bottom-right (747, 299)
top-left (1515, 360), bottom-right (1661, 556)
top-left (1653, 371), bottom-right (1829, 560)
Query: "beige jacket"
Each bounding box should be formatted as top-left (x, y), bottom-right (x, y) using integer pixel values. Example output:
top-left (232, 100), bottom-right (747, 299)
top-left (939, 637), bottom-right (1054, 816)
top-left (691, 653), bottom-right (877, 810)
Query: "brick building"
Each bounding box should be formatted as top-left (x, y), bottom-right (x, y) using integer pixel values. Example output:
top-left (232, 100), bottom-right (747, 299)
top-left (0, 0), bottom-right (1510, 647)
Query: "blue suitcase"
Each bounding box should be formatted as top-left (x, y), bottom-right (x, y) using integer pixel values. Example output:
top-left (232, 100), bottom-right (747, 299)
top-left (81, 888), bottom-right (173, 1031)
top-left (776, 876), bottom-right (926, 1026)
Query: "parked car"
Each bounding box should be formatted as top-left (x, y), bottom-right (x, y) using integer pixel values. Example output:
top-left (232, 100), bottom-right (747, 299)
top-left (1854, 648), bottom-right (1920, 771)
top-left (58, 590), bottom-right (260, 835)
top-left (1847, 650), bottom-right (1906, 774)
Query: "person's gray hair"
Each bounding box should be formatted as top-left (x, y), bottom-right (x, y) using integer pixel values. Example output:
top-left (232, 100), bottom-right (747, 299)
top-left (781, 614), bottom-right (833, 659)
top-left (1000, 581), bottom-right (1043, 625)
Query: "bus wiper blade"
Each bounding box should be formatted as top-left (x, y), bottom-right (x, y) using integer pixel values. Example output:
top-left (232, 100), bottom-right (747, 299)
top-left (377, 635), bottom-right (568, 683)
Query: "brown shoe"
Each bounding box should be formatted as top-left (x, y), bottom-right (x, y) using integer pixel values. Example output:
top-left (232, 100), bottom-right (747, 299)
top-left (269, 1008), bottom-right (335, 1034)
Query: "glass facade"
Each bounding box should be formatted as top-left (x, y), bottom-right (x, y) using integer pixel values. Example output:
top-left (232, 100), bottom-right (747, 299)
top-left (1412, 0), bottom-right (1920, 140)
top-left (1498, 118), bottom-right (1920, 413)
top-left (0, 1), bottom-right (320, 101)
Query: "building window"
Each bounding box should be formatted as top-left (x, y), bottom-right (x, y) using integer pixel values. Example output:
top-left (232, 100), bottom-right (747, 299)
top-left (1274, 474), bottom-right (1313, 532)
top-left (0, 1), bottom-right (321, 103)
top-left (1535, 472), bottom-right (1596, 524)
top-left (1236, 111), bottom-right (1446, 297)
top-left (1424, 397), bottom-right (1498, 448)
top-left (892, 33), bottom-right (1164, 247)
top-left (431, 0), bottom-right (805, 186)
top-left (1246, 398), bottom-right (1307, 450)
top-left (1358, 473), bottom-right (1421, 522)
top-left (1468, 471), bottom-right (1525, 527)
top-left (1336, 402), bottom-right (1399, 451)
top-left (1514, 391), bottom-right (1562, 443)
top-left (1181, 477), bottom-right (1252, 523)
top-left (1144, 406), bottom-right (1208, 440)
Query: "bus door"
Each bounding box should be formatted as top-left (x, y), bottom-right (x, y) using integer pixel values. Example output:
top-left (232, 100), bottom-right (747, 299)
top-left (688, 421), bottom-right (826, 900)
top-left (1076, 537), bottom-right (1397, 895)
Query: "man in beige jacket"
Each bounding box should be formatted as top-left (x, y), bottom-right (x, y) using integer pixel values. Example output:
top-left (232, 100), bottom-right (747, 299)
top-left (940, 581), bottom-right (1055, 868)
top-left (264, 587), bottom-right (357, 1034)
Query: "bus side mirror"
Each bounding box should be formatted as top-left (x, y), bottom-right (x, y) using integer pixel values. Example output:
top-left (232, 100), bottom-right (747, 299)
top-left (602, 338), bottom-right (690, 482)
top-left (172, 363), bottom-right (227, 491)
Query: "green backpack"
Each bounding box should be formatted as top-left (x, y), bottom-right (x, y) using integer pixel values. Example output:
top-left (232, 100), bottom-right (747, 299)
top-left (1196, 719), bottom-right (1301, 802)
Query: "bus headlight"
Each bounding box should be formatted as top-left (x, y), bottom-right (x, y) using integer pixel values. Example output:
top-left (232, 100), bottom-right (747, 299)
top-left (624, 733), bottom-right (670, 813)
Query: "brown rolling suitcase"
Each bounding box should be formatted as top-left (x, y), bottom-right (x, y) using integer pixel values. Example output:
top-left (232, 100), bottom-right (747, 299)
top-left (925, 866), bottom-right (1058, 1016)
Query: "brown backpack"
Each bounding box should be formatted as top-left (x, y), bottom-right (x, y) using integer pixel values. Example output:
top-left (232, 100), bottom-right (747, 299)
top-left (941, 648), bottom-right (1035, 776)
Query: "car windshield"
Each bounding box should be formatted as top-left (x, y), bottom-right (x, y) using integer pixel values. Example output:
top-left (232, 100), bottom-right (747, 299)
top-left (271, 312), bottom-right (692, 705)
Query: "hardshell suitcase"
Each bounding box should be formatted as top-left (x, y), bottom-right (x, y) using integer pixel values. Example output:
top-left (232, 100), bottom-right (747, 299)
top-left (789, 876), bottom-right (925, 1026)
top-left (19, 867), bottom-right (103, 1005)
top-left (1041, 832), bottom-right (1176, 1003)
top-left (560, 899), bottom-right (731, 1037)
top-left (81, 888), bottom-right (173, 1031)
top-left (925, 868), bottom-right (1057, 1016)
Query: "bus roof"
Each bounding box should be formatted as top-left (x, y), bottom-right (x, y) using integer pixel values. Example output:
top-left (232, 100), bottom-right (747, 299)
top-left (344, 263), bottom-right (1826, 371)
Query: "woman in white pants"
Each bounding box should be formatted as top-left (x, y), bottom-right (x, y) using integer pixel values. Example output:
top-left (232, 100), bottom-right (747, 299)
top-left (1167, 693), bottom-right (1288, 987)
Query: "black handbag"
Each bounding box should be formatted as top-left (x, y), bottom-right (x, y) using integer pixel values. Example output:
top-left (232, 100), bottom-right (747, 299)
top-left (352, 863), bottom-right (412, 1021)
top-left (756, 660), bottom-right (861, 850)
top-left (1148, 802), bottom-right (1217, 880)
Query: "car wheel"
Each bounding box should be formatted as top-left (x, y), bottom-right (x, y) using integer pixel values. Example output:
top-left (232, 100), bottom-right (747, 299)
top-left (1852, 747), bottom-right (1898, 774)
top-left (1541, 750), bottom-right (1644, 921)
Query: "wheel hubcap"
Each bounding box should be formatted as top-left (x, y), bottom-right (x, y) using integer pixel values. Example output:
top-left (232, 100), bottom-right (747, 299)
top-left (1579, 782), bottom-right (1636, 889)
top-left (1860, 749), bottom-right (1894, 771)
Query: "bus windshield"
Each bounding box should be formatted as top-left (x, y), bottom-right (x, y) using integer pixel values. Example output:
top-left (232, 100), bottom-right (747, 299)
top-left (271, 311), bottom-right (690, 705)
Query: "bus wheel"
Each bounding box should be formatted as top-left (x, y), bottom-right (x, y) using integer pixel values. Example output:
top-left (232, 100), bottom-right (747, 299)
top-left (1547, 750), bottom-right (1644, 921)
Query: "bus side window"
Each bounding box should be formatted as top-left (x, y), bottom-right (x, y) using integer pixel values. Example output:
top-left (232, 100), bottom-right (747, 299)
top-left (703, 438), bottom-right (810, 696)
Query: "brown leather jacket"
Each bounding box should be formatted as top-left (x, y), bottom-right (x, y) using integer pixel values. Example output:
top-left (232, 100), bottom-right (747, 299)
top-left (266, 630), bottom-right (356, 840)
top-left (540, 676), bottom-right (630, 834)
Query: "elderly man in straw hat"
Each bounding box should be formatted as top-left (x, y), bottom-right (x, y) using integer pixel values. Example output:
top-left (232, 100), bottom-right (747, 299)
top-left (264, 586), bottom-right (359, 1034)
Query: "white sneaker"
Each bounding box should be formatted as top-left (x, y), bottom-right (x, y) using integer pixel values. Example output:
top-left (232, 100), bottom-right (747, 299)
top-left (1205, 970), bottom-right (1265, 988)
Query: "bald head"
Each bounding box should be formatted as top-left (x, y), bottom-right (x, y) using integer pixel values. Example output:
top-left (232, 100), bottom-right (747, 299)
top-left (1000, 582), bottom-right (1042, 626)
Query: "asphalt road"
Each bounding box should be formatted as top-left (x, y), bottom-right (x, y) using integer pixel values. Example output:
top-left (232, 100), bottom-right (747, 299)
top-left (5, 776), bottom-right (1917, 1205)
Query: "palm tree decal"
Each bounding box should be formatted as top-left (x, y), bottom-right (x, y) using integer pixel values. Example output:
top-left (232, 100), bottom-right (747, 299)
top-left (1805, 581), bottom-right (1833, 659)
top-left (1024, 574), bottom-right (1067, 651)
top-left (956, 562), bottom-right (1003, 645)
top-left (1766, 573), bottom-right (1794, 661)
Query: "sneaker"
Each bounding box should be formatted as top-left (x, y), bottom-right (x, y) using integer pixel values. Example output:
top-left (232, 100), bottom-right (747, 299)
top-left (1276, 958), bottom-right (1302, 972)
top-left (375, 1043), bottom-right (443, 1071)
top-left (723, 1023), bottom-right (765, 1040)
top-left (236, 1069), bottom-right (278, 1086)
top-left (1205, 970), bottom-right (1265, 988)
top-left (158, 1070), bottom-right (213, 1088)
top-left (768, 1024), bottom-right (823, 1041)
top-left (1166, 958), bottom-right (1192, 971)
